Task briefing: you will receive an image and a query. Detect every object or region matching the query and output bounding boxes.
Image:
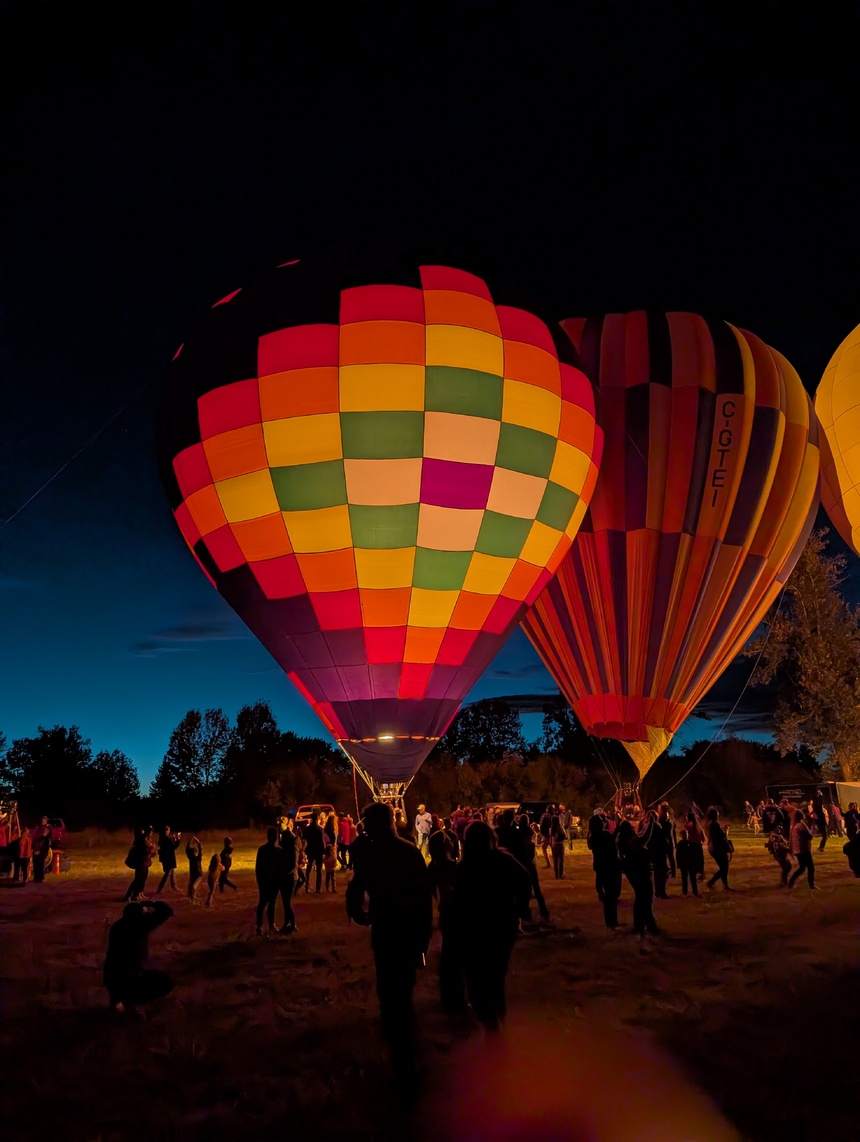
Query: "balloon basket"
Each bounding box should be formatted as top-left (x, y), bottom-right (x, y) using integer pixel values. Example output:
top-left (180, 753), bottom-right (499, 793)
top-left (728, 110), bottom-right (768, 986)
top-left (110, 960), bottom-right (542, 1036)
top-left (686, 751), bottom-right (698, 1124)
top-left (350, 765), bottom-right (413, 818)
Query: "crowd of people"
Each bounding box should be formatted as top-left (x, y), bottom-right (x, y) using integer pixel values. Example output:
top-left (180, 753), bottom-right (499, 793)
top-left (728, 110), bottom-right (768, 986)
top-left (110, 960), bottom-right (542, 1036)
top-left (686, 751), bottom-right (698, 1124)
top-left (12, 791), bottom-right (856, 1051)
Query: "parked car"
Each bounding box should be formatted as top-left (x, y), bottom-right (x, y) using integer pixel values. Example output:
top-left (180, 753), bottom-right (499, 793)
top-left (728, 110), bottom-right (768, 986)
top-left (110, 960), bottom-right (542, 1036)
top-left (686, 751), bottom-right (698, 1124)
top-left (294, 803), bottom-right (334, 825)
top-left (46, 817), bottom-right (67, 847)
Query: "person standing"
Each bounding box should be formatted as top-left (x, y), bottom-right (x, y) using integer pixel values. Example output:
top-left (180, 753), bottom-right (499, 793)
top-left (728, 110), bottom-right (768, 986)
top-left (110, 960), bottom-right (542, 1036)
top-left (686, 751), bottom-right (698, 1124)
top-left (218, 837), bottom-right (238, 892)
top-left (14, 829), bottom-right (32, 884)
top-left (346, 802), bottom-right (432, 1080)
top-left (830, 801), bottom-right (845, 838)
top-left (559, 804), bottom-right (575, 852)
top-left (549, 814), bottom-right (566, 879)
top-left (538, 807), bottom-right (553, 868)
top-left (303, 812), bottom-right (326, 893)
top-left (648, 810), bottom-right (671, 899)
top-left (185, 835), bottom-right (204, 904)
top-left (449, 821), bottom-right (532, 1029)
top-left (765, 829), bottom-right (793, 886)
top-left (788, 810), bottom-right (818, 889)
top-left (337, 813), bottom-right (353, 869)
top-left (705, 808), bottom-right (732, 891)
top-left (813, 798), bottom-right (829, 852)
top-left (617, 818), bottom-right (659, 936)
top-left (658, 803), bottom-right (677, 879)
top-left (844, 801), bottom-right (860, 841)
top-left (414, 804), bottom-right (432, 856)
top-left (254, 827), bottom-right (282, 935)
top-left (276, 824), bottom-right (298, 933)
top-left (155, 825), bottom-right (181, 894)
top-left (588, 813), bottom-right (622, 927)
top-left (676, 829), bottom-right (699, 896)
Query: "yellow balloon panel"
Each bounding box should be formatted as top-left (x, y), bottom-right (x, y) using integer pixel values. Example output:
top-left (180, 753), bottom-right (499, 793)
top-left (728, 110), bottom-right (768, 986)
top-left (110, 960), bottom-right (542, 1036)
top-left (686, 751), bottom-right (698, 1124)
top-left (815, 323), bottom-right (860, 554)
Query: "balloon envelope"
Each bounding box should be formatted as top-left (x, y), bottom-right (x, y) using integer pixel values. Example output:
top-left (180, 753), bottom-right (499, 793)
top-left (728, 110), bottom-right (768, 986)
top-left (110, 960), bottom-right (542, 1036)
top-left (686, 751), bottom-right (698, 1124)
top-left (814, 322), bottom-right (860, 553)
top-left (158, 260), bottom-right (602, 783)
top-left (522, 311), bottom-right (820, 777)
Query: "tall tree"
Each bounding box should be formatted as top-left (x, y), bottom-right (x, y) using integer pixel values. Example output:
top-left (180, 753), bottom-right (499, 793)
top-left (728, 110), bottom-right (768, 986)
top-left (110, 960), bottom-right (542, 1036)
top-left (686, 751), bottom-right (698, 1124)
top-left (540, 696), bottom-right (588, 759)
top-left (90, 749), bottom-right (141, 807)
top-left (437, 699), bottom-right (527, 765)
top-left (156, 708), bottom-right (233, 795)
top-left (747, 529), bottom-right (860, 778)
top-left (0, 726), bottom-right (93, 817)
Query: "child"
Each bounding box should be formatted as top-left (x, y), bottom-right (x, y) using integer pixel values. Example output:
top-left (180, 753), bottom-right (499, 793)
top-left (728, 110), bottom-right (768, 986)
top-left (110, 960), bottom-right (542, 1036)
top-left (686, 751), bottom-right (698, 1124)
top-left (296, 835), bottom-right (308, 891)
top-left (205, 851), bottom-right (223, 906)
top-left (323, 843), bottom-right (337, 892)
top-left (676, 828), bottom-right (698, 896)
top-left (219, 837), bottom-right (238, 892)
top-left (766, 829), bottom-right (793, 886)
top-left (185, 836), bottom-right (204, 904)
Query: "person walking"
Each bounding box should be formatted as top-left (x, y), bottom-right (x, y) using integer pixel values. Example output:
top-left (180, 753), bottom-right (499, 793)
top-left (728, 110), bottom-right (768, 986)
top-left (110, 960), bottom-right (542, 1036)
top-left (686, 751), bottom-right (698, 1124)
top-left (155, 825), bottom-right (181, 894)
top-left (559, 804), bottom-right (575, 852)
top-left (104, 900), bottom-right (174, 1018)
top-left (346, 802), bottom-right (432, 1082)
top-left (427, 830), bottom-right (463, 1011)
top-left (122, 826), bottom-right (154, 902)
top-left (218, 837), bottom-right (238, 892)
top-left (765, 828), bottom-right (793, 886)
top-left (303, 812), bottom-right (326, 893)
top-left (414, 804), bottom-right (432, 856)
top-left (830, 801), bottom-right (845, 838)
top-left (254, 827), bottom-right (282, 935)
top-left (705, 808), bottom-right (732, 891)
top-left (788, 810), bottom-right (818, 889)
top-left (448, 821), bottom-right (531, 1030)
top-left (185, 835), bottom-right (204, 904)
top-left (813, 798), bottom-right (829, 852)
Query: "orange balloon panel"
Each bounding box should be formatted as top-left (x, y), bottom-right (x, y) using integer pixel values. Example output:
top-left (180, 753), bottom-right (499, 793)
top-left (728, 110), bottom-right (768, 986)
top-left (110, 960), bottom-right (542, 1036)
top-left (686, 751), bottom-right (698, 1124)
top-left (522, 312), bottom-right (820, 777)
top-left (815, 322), bottom-right (860, 552)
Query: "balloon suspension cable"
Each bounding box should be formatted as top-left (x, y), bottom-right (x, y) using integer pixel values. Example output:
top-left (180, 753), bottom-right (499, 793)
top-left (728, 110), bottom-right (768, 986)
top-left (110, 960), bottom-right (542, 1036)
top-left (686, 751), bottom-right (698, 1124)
top-left (337, 742), bottom-right (413, 818)
top-left (646, 586), bottom-right (787, 808)
top-left (0, 382), bottom-right (152, 530)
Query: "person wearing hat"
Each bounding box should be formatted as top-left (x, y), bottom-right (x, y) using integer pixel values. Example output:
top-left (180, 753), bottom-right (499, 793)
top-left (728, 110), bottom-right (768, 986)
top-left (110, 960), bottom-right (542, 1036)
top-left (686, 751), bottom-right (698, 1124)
top-left (414, 803), bottom-right (433, 855)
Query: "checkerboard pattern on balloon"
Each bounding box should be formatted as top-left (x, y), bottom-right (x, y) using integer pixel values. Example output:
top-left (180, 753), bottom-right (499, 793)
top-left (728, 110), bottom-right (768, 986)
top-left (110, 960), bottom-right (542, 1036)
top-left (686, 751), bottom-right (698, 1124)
top-left (165, 264), bottom-right (601, 768)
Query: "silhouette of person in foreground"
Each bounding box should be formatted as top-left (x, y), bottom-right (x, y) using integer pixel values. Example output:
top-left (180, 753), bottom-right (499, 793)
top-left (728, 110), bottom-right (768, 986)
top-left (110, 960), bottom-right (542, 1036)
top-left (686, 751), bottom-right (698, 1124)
top-left (255, 827), bottom-right (282, 936)
top-left (449, 820), bottom-right (531, 1030)
top-left (103, 900), bottom-right (174, 1018)
top-left (616, 818), bottom-right (659, 936)
top-left (346, 802), bottom-right (432, 1077)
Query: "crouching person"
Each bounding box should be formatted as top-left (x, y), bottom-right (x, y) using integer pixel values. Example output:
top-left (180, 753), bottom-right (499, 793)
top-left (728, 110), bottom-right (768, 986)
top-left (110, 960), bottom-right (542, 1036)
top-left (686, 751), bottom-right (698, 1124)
top-left (104, 900), bottom-right (174, 1018)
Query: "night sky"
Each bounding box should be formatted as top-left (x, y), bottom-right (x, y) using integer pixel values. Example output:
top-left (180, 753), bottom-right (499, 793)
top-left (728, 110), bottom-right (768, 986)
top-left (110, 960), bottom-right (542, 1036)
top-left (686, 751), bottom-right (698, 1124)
top-left (4, 3), bottom-right (860, 788)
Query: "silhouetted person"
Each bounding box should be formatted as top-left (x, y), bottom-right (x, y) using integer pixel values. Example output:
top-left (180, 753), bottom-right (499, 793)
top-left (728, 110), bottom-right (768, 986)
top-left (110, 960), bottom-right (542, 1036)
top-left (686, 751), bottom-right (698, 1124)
top-left (646, 810), bottom-right (670, 898)
top-left (277, 826), bottom-right (298, 932)
top-left (219, 837), bottom-right (237, 892)
top-left (658, 803), bottom-right (677, 878)
top-left (549, 815), bottom-right (566, 878)
top-left (103, 900), bottom-right (174, 1017)
top-left (122, 827), bottom-right (154, 902)
top-left (155, 825), bottom-right (181, 894)
top-left (205, 852), bottom-right (222, 906)
top-left (346, 802), bottom-right (432, 1077)
top-left (185, 836), bottom-right (204, 903)
top-left (588, 814), bottom-right (622, 926)
top-left (617, 819), bottom-right (659, 936)
top-left (448, 821), bottom-right (531, 1030)
top-left (14, 830), bottom-right (32, 884)
top-left (844, 802), bottom-right (860, 841)
top-left (428, 830), bottom-right (463, 1011)
top-left (705, 808), bottom-right (732, 891)
top-left (789, 810), bottom-right (818, 889)
top-left (813, 798), bottom-right (829, 852)
top-left (303, 813), bottom-right (325, 893)
top-left (843, 834), bottom-right (860, 877)
top-left (766, 829), bottom-right (792, 886)
top-left (255, 827), bottom-right (281, 935)
top-left (676, 829), bottom-right (699, 896)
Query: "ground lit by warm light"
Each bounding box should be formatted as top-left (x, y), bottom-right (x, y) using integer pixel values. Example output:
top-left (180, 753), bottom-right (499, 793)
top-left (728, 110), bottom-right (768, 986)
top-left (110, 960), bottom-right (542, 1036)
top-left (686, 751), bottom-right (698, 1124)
top-left (2, 827), bottom-right (858, 1140)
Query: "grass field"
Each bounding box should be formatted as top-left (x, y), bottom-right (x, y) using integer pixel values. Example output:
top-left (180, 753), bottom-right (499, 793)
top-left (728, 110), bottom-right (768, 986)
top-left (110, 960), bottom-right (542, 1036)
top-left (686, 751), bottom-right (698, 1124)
top-left (2, 823), bottom-right (858, 1141)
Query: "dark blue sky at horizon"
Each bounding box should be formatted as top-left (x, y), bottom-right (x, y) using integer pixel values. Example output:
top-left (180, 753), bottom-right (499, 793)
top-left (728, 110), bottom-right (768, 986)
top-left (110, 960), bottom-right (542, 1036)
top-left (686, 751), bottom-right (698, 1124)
top-left (4, 4), bottom-right (860, 789)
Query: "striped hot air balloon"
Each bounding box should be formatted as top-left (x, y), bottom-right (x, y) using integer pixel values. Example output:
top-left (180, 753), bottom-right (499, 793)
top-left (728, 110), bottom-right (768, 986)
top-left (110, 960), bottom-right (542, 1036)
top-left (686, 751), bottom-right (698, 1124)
top-left (521, 311), bottom-right (820, 779)
top-left (158, 258), bottom-right (602, 801)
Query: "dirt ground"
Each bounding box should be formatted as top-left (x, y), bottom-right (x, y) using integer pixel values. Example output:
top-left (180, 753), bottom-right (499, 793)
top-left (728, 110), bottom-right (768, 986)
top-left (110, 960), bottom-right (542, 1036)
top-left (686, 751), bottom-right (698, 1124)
top-left (2, 826), bottom-right (858, 1142)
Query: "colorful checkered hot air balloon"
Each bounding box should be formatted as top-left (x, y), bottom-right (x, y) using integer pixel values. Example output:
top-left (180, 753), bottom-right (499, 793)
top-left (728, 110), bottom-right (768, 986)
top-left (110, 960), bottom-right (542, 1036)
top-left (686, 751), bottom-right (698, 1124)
top-left (521, 311), bottom-right (820, 781)
top-left (815, 322), bottom-right (860, 553)
top-left (158, 258), bottom-right (602, 801)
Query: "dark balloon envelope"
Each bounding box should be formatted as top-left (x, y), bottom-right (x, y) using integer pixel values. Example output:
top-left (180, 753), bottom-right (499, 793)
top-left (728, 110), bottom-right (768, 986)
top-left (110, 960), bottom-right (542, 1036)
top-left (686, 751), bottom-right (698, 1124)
top-left (521, 311), bottom-right (820, 778)
top-left (158, 259), bottom-right (602, 797)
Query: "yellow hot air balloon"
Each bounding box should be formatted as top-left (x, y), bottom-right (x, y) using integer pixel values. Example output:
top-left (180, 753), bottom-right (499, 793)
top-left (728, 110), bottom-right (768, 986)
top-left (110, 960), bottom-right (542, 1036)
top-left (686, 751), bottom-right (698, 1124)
top-left (815, 323), bottom-right (860, 552)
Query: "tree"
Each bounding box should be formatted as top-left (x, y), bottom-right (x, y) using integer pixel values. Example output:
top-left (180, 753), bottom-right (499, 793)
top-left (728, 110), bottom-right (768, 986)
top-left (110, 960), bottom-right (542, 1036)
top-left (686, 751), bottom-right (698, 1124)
top-left (90, 749), bottom-right (141, 821)
top-left (540, 696), bottom-right (588, 759)
top-left (437, 699), bottom-right (527, 765)
top-left (0, 725), bottom-right (94, 817)
top-left (155, 708), bottom-right (233, 796)
top-left (747, 529), bottom-right (860, 778)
